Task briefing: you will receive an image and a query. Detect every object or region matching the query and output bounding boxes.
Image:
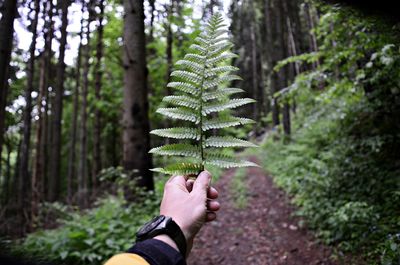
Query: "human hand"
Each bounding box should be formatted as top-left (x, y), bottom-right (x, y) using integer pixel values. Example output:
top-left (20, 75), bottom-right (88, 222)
top-left (158, 171), bottom-right (220, 256)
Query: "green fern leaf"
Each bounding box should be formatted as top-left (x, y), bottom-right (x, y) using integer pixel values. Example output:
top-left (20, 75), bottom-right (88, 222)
top-left (152, 163), bottom-right (203, 175)
top-left (204, 136), bottom-right (257, 148)
top-left (150, 128), bottom-right (200, 140)
top-left (202, 117), bottom-right (255, 131)
top-left (167, 82), bottom-right (199, 96)
top-left (202, 98), bottom-right (256, 115)
top-left (149, 144), bottom-right (201, 158)
top-left (202, 88), bottom-right (244, 101)
top-left (150, 13), bottom-right (259, 175)
top-left (156, 108), bottom-right (199, 123)
top-left (163, 95), bottom-right (199, 110)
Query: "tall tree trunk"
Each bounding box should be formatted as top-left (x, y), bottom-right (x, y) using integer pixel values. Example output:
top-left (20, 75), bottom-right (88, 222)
top-left (249, 1), bottom-right (259, 133)
top-left (48, 0), bottom-right (70, 202)
top-left (32, 0), bottom-right (53, 223)
top-left (78, 0), bottom-right (93, 207)
top-left (18, 0), bottom-right (40, 233)
top-left (122, 0), bottom-right (154, 191)
top-left (92, 0), bottom-right (105, 194)
top-left (0, 0), bottom-right (18, 172)
top-left (67, 2), bottom-right (84, 205)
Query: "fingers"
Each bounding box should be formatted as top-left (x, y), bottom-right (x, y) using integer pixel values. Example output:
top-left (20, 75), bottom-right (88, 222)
top-left (186, 179), bottom-right (195, 192)
top-left (167, 175), bottom-right (189, 187)
top-left (192, 171), bottom-right (211, 195)
top-left (207, 200), bottom-right (220, 212)
top-left (206, 212), bottom-right (217, 222)
top-left (207, 186), bottom-right (218, 199)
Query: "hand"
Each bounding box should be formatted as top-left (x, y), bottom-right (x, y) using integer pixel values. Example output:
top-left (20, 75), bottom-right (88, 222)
top-left (157, 171), bottom-right (220, 256)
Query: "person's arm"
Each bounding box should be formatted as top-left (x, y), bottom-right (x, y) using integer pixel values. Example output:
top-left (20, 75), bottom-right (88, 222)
top-left (104, 171), bottom-right (220, 265)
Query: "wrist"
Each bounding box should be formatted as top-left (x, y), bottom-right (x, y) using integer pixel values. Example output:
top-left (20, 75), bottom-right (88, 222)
top-left (153, 234), bottom-right (179, 253)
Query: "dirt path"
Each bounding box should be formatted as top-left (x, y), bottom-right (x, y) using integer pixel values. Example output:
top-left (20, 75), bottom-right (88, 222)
top-left (188, 157), bottom-right (337, 265)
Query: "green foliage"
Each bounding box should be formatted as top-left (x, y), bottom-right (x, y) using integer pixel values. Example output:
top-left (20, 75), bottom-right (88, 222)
top-left (150, 13), bottom-right (258, 175)
top-left (14, 175), bottom-right (160, 265)
top-left (259, 4), bottom-right (400, 263)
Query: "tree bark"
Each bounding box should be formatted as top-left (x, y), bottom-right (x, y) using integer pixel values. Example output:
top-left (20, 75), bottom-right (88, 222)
top-left (92, 0), bottom-right (105, 194)
top-left (122, 0), bottom-right (154, 191)
top-left (67, 2), bottom-right (84, 205)
top-left (0, 0), bottom-right (17, 172)
top-left (18, 0), bottom-right (40, 232)
top-left (78, 0), bottom-right (93, 207)
top-left (32, 0), bottom-right (53, 223)
top-left (48, 0), bottom-right (70, 202)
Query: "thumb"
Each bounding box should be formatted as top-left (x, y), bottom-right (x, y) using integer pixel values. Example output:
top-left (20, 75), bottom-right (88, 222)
top-left (193, 171), bottom-right (211, 195)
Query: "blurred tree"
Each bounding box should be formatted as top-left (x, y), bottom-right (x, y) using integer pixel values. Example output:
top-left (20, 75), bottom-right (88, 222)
top-left (122, 0), bottom-right (153, 190)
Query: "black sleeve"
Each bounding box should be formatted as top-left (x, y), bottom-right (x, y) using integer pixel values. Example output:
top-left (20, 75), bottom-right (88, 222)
top-left (127, 239), bottom-right (186, 265)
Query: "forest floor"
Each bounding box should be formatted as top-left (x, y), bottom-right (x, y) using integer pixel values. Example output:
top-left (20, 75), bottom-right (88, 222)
top-left (188, 157), bottom-right (341, 265)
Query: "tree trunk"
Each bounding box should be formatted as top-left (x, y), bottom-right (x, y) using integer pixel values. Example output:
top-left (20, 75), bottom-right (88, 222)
top-left (78, 0), bottom-right (93, 207)
top-left (67, 2), bottom-right (84, 205)
top-left (48, 0), bottom-right (70, 202)
top-left (18, 0), bottom-right (40, 233)
top-left (0, 0), bottom-right (17, 172)
top-left (122, 0), bottom-right (154, 191)
top-left (32, 0), bottom-right (53, 223)
top-left (249, 1), bottom-right (259, 133)
top-left (92, 0), bottom-right (105, 194)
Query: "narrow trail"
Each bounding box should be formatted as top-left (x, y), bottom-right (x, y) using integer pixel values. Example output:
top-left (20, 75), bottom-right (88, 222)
top-left (188, 157), bottom-right (337, 265)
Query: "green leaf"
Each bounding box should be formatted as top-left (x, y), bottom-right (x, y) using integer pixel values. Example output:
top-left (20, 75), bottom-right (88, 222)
top-left (202, 98), bottom-right (256, 115)
top-left (152, 163), bottom-right (203, 175)
top-left (205, 154), bottom-right (259, 168)
top-left (202, 88), bottom-right (244, 101)
top-left (167, 82), bottom-right (199, 96)
top-left (163, 95), bottom-right (199, 110)
top-left (150, 128), bottom-right (200, 140)
top-left (202, 117), bottom-right (255, 131)
top-left (156, 108), bottom-right (199, 123)
top-left (204, 136), bottom-right (258, 148)
top-left (207, 52), bottom-right (238, 65)
top-left (203, 75), bottom-right (242, 89)
top-left (149, 144), bottom-right (201, 158)
top-left (171, 70), bottom-right (202, 84)
top-left (176, 59), bottom-right (204, 73)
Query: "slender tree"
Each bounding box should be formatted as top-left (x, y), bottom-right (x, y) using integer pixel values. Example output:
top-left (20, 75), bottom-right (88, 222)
top-left (48, 0), bottom-right (70, 202)
top-left (0, 0), bottom-right (18, 171)
top-left (32, 0), bottom-right (54, 223)
top-left (78, 0), bottom-right (94, 207)
top-left (122, 0), bottom-right (154, 190)
top-left (67, 1), bottom-right (85, 204)
top-left (92, 0), bottom-right (105, 193)
top-left (18, 0), bottom-right (40, 232)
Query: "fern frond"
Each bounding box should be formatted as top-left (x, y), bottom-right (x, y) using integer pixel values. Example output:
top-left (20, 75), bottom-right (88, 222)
top-left (171, 70), bottom-right (202, 84)
top-left (156, 108), bottom-right (199, 123)
top-left (204, 136), bottom-right (257, 148)
top-left (202, 117), bottom-right (255, 131)
top-left (202, 88), bottom-right (244, 101)
top-left (175, 60), bottom-right (204, 73)
top-left (150, 128), bottom-right (200, 140)
top-left (163, 95), bottom-right (199, 110)
top-left (150, 13), bottom-right (259, 175)
top-left (203, 75), bottom-right (242, 89)
top-left (149, 144), bottom-right (201, 158)
top-left (167, 82), bottom-right (199, 96)
top-left (189, 44), bottom-right (207, 54)
top-left (184, 53), bottom-right (206, 62)
top-left (208, 52), bottom-right (238, 65)
top-left (205, 66), bottom-right (239, 78)
top-left (202, 98), bottom-right (256, 115)
top-left (204, 153), bottom-right (259, 168)
top-left (152, 163), bottom-right (203, 175)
